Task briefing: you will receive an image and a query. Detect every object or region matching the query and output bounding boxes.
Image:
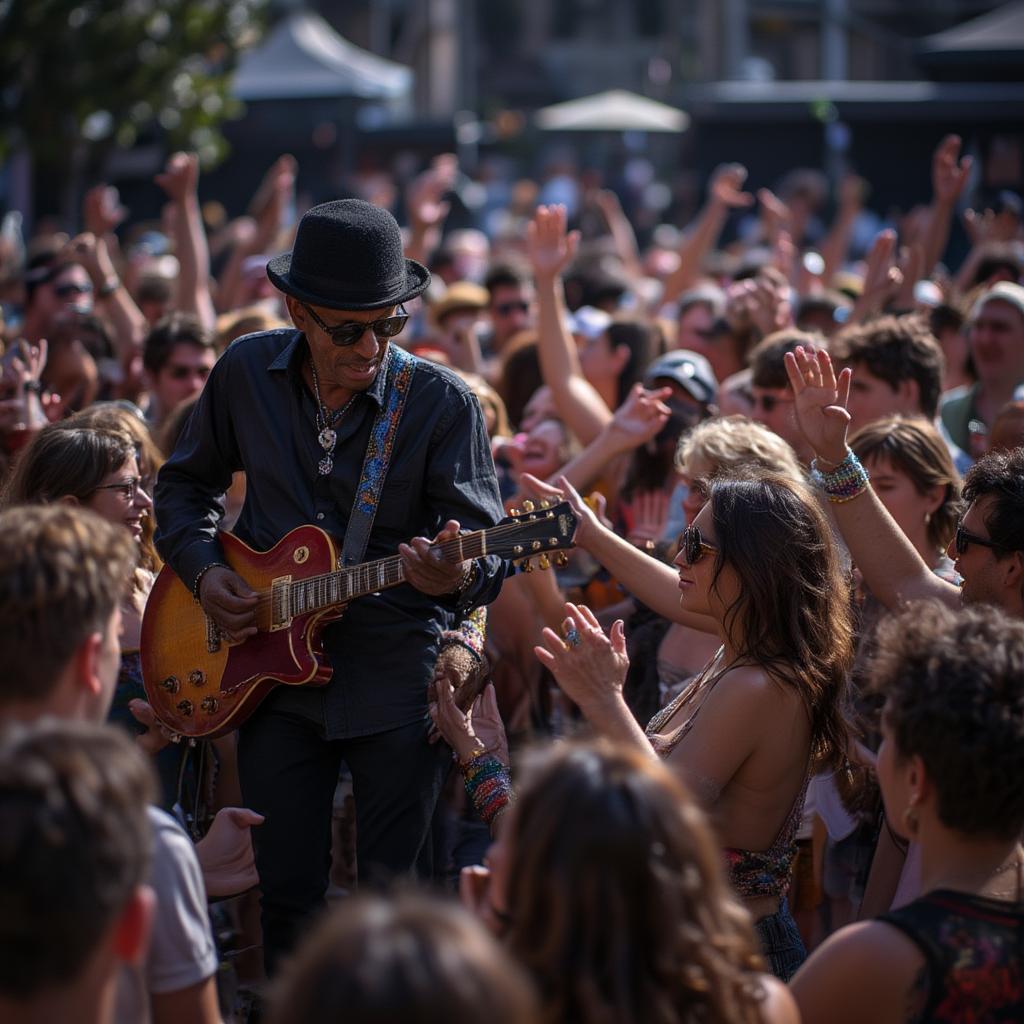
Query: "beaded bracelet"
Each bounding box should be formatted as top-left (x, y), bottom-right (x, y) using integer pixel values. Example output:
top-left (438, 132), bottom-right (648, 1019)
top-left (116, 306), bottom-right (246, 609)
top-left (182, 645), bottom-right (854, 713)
top-left (460, 751), bottom-right (514, 828)
top-left (809, 448), bottom-right (869, 503)
top-left (191, 561), bottom-right (230, 600)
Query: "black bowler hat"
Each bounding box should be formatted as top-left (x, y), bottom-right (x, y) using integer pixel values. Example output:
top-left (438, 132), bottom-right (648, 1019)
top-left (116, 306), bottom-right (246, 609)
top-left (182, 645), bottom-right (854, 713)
top-left (266, 199), bottom-right (430, 311)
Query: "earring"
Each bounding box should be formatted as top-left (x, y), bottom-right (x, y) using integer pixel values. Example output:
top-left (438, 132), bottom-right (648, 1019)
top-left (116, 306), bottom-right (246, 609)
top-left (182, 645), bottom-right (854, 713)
top-left (924, 512), bottom-right (931, 524)
top-left (902, 805), bottom-right (920, 837)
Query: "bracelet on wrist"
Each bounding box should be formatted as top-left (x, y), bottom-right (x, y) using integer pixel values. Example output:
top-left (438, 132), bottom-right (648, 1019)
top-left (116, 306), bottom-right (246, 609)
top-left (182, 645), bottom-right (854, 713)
top-left (22, 379), bottom-right (43, 394)
top-left (810, 448), bottom-right (870, 503)
top-left (96, 277), bottom-right (120, 299)
top-left (192, 561), bottom-right (229, 601)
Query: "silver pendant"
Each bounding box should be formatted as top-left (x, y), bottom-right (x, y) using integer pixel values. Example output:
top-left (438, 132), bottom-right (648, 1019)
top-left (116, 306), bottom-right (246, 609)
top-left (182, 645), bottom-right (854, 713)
top-left (318, 455), bottom-right (334, 475)
top-left (318, 427), bottom-right (337, 450)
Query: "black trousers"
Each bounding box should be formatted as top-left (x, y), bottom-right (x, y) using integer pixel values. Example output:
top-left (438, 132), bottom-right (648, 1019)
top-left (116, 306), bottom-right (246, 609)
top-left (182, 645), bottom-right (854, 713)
top-left (237, 706), bottom-right (450, 974)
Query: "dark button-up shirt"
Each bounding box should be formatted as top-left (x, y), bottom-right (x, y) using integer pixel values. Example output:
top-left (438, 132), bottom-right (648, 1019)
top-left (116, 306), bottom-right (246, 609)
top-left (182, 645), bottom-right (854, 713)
top-left (154, 329), bottom-right (506, 738)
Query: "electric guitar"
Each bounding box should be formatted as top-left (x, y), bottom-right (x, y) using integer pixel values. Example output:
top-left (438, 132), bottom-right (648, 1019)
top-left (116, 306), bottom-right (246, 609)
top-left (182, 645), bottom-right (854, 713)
top-left (141, 500), bottom-right (577, 738)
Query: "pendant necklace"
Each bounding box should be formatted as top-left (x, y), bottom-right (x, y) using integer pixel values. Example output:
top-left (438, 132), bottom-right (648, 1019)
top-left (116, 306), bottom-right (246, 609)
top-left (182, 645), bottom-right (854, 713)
top-left (309, 359), bottom-right (357, 475)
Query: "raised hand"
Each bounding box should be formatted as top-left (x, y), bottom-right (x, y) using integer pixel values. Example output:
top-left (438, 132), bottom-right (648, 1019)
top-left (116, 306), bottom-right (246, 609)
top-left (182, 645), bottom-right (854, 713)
top-left (853, 229), bottom-right (903, 319)
top-left (534, 602), bottom-right (629, 713)
top-left (758, 187), bottom-right (792, 241)
top-left (932, 134), bottom-right (972, 208)
top-left (605, 383), bottom-right (672, 452)
top-left (783, 346), bottom-right (852, 464)
top-left (710, 163), bottom-right (754, 209)
top-left (525, 205), bottom-right (579, 282)
top-left (518, 472), bottom-right (602, 549)
top-left (155, 151), bottom-right (199, 203)
top-left (406, 154), bottom-right (457, 230)
top-left (623, 489), bottom-right (670, 545)
top-left (83, 185), bottom-right (128, 236)
top-left (837, 173), bottom-right (868, 212)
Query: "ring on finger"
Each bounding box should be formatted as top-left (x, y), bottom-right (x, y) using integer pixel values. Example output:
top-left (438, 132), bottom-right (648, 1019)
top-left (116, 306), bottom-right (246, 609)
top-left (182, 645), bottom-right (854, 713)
top-left (564, 627), bottom-right (582, 648)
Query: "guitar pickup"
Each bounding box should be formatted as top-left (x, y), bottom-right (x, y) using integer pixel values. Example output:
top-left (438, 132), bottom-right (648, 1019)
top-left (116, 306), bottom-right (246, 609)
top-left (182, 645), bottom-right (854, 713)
top-left (270, 575), bottom-right (293, 631)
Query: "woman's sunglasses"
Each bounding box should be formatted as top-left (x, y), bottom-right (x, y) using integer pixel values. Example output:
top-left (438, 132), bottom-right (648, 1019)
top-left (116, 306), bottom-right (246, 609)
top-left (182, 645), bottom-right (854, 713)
top-left (678, 524), bottom-right (718, 566)
top-left (303, 304), bottom-right (409, 347)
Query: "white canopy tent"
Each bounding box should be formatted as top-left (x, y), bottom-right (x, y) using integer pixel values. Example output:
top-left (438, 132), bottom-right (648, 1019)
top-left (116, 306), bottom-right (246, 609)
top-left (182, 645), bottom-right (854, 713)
top-left (232, 10), bottom-right (412, 103)
top-left (534, 89), bottom-right (689, 133)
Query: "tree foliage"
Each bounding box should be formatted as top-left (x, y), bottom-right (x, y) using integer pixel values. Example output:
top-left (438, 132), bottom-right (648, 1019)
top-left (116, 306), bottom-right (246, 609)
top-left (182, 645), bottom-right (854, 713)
top-left (0, 0), bottom-right (269, 178)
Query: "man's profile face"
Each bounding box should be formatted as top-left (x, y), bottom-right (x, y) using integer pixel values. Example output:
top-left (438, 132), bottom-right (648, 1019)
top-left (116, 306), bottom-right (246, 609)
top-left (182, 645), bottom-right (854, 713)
top-left (949, 496), bottom-right (1006, 608)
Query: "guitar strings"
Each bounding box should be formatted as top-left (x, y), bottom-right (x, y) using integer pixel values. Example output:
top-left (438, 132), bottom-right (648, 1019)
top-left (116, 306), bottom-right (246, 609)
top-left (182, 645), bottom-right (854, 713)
top-left (246, 512), bottom-right (575, 615)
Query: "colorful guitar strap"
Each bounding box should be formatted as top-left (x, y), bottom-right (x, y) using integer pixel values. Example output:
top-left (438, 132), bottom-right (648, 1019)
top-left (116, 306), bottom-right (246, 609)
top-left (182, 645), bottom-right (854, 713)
top-left (339, 344), bottom-right (417, 568)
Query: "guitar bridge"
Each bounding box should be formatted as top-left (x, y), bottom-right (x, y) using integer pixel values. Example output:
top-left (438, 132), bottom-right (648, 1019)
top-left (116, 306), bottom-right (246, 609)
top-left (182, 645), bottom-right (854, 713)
top-left (205, 616), bottom-right (223, 653)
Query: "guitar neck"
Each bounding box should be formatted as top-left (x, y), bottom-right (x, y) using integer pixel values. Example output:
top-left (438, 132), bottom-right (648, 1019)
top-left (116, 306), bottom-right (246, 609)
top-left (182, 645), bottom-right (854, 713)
top-left (290, 531), bottom-right (490, 616)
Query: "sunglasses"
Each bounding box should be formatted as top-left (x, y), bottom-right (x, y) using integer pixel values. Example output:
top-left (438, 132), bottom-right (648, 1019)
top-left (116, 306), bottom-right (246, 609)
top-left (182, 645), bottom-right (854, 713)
top-left (303, 304), bottom-right (408, 347)
top-left (93, 476), bottom-right (145, 503)
top-left (954, 524), bottom-right (1002, 557)
top-left (494, 300), bottom-right (530, 317)
top-left (750, 392), bottom-right (793, 414)
top-left (678, 524), bottom-right (718, 566)
top-left (55, 281), bottom-right (93, 298)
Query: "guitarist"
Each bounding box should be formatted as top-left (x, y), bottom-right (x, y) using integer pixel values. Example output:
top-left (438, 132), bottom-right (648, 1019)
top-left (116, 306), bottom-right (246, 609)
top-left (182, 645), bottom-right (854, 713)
top-left (153, 200), bottom-right (506, 973)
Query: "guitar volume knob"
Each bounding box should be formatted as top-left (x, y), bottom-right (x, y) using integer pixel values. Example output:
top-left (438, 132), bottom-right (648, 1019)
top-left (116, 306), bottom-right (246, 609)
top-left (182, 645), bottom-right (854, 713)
top-left (176, 699), bottom-right (194, 717)
top-left (188, 670), bottom-right (206, 688)
top-left (160, 676), bottom-right (180, 694)
top-left (200, 695), bottom-right (219, 714)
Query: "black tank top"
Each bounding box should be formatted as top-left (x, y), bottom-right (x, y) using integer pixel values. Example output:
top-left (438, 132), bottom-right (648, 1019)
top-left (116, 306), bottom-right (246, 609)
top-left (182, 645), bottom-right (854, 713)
top-left (879, 889), bottom-right (1024, 1022)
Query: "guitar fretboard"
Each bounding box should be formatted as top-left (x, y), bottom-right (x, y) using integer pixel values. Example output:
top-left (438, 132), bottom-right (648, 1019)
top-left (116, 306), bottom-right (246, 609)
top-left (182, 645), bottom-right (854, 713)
top-left (286, 533), bottom-right (488, 618)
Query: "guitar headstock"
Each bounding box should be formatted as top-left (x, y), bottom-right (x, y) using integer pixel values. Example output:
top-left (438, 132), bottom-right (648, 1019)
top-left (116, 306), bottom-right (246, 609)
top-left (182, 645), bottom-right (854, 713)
top-left (486, 499), bottom-right (577, 571)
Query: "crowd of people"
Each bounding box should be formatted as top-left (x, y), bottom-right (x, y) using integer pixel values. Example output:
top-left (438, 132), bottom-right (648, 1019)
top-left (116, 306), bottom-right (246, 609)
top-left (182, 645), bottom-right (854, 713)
top-left (0, 130), bottom-right (1022, 1024)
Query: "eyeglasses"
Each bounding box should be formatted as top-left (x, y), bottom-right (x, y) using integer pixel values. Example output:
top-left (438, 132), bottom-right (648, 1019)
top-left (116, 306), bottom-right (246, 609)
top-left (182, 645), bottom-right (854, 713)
top-left (954, 524), bottom-right (1002, 557)
top-left (93, 477), bottom-right (145, 503)
top-left (494, 300), bottom-right (530, 317)
top-left (55, 281), bottom-right (93, 298)
top-left (678, 524), bottom-right (718, 566)
top-left (302, 304), bottom-right (408, 347)
top-left (750, 392), bottom-right (793, 414)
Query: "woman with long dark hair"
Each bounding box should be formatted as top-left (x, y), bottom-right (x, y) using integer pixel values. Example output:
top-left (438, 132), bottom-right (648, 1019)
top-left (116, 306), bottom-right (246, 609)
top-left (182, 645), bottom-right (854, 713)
top-left (528, 470), bottom-right (854, 979)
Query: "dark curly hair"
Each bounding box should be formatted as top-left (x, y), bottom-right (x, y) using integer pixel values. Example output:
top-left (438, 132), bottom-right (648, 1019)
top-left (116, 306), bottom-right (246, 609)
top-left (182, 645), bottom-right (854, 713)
top-left (962, 445), bottom-right (1024, 556)
top-left (504, 741), bottom-right (769, 1024)
top-left (709, 474), bottom-right (854, 771)
top-left (829, 315), bottom-right (945, 419)
top-left (871, 601), bottom-right (1024, 841)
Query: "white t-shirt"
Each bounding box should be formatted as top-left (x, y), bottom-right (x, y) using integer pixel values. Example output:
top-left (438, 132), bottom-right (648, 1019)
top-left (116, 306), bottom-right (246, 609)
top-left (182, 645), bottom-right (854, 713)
top-left (115, 807), bottom-right (218, 1023)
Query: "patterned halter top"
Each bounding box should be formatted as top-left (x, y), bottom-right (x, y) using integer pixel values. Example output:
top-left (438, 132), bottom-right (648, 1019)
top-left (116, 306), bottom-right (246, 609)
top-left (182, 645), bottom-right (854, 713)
top-left (645, 648), bottom-right (810, 900)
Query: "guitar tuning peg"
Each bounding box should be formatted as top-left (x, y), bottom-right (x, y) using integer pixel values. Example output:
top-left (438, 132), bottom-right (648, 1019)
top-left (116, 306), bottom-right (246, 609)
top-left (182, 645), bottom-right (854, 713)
top-left (522, 559), bottom-right (534, 573)
top-left (538, 553), bottom-right (551, 570)
top-left (522, 499), bottom-right (535, 513)
top-left (509, 507), bottom-right (521, 517)
top-left (555, 551), bottom-right (570, 568)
